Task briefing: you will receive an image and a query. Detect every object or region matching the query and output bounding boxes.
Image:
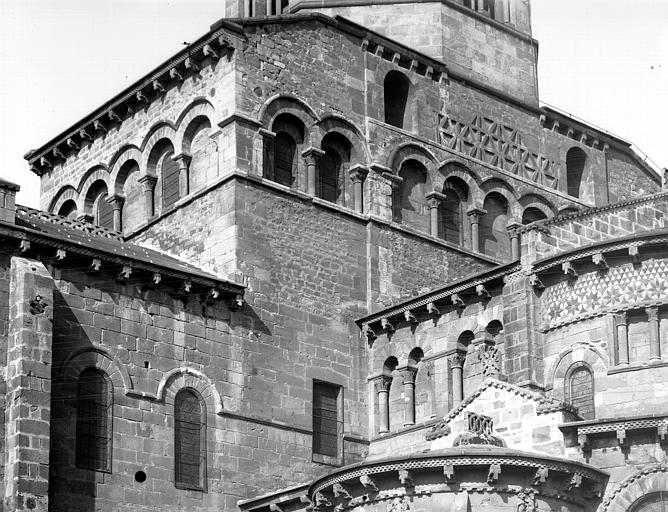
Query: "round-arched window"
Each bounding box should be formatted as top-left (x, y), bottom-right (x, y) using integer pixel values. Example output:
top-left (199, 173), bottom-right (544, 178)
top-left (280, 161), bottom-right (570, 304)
top-left (628, 491), bottom-right (668, 512)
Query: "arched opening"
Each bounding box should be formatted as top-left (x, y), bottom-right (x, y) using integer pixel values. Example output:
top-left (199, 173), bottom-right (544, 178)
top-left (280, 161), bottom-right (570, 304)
top-left (481, 192), bottom-right (511, 260)
top-left (383, 356), bottom-right (399, 374)
top-left (564, 363), bottom-right (595, 420)
top-left (629, 492), bottom-right (668, 512)
top-left (76, 368), bottom-right (112, 472)
top-left (58, 199), bottom-right (78, 219)
top-left (85, 180), bottom-right (114, 229)
top-left (457, 330), bottom-right (474, 351)
top-left (486, 320), bottom-right (504, 338)
top-left (148, 139), bottom-right (178, 213)
top-left (384, 71), bottom-right (410, 129)
top-left (319, 132), bottom-right (351, 205)
top-left (521, 206), bottom-right (548, 225)
top-left (183, 116), bottom-right (215, 192)
top-left (442, 177), bottom-right (469, 245)
top-left (271, 113), bottom-right (304, 188)
top-left (394, 159), bottom-right (430, 232)
top-left (566, 147), bottom-right (587, 198)
top-left (174, 389), bottom-right (207, 490)
top-left (117, 160), bottom-right (142, 233)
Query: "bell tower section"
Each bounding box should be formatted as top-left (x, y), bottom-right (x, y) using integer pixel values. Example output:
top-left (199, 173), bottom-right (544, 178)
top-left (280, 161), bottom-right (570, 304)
top-left (223, 0), bottom-right (538, 106)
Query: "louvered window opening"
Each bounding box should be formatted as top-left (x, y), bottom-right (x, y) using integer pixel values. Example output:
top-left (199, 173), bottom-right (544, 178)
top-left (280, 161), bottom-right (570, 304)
top-left (175, 390), bottom-right (206, 490)
top-left (162, 151), bottom-right (180, 209)
top-left (319, 151), bottom-right (340, 204)
top-left (76, 368), bottom-right (112, 472)
top-left (313, 382), bottom-right (340, 458)
top-left (96, 193), bottom-right (115, 230)
top-left (274, 133), bottom-right (296, 187)
top-left (567, 366), bottom-right (595, 420)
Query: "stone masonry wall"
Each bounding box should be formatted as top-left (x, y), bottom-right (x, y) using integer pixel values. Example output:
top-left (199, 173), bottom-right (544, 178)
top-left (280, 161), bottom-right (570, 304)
top-left (522, 192), bottom-right (668, 264)
top-left (0, 253), bottom-right (10, 504)
top-left (47, 259), bottom-right (371, 512)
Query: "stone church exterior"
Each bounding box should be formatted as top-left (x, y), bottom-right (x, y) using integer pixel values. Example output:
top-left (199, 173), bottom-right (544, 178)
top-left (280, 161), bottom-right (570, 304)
top-left (1, 0), bottom-right (666, 510)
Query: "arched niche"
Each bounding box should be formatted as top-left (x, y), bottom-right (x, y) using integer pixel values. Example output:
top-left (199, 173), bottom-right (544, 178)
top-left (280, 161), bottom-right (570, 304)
top-left (319, 132), bottom-right (352, 206)
top-left (481, 192), bottom-right (511, 260)
top-left (442, 176), bottom-right (470, 246)
top-left (271, 113), bottom-right (305, 188)
top-left (183, 115), bottom-right (216, 193)
top-left (384, 71), bottom-right (411, 130)
top-left (394, 159), bottom-right (431, 233)
top-left (566, 147), bottom-right (587, 198)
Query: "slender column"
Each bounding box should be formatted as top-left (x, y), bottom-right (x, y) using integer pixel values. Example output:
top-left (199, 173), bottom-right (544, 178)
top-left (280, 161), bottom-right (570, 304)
top-left (106, 194), bottom-right (125, 232)
top-left (302, 147), bottom-right (325, 197)
top-left (172, 153), bottom-right (192, 198)
top-left (399, 367), bottom-right (417, 426)
top-left (138, 175), bottom-right (158, 218)
top-left (647, 307), bottom-right (661, 362)
top-left (373, 375), bottom-right (392, 433)
top-left (348, 165), bottom-right (369, 214)
top-left (448, 352), bottom-right (466, 408)
top-left (506, 221), bottom-right (522, 260)
top-left (426, 192), bottom-right (446, 238)
top-left (614, 312), bottom-right (629, 366)
top-left (467, 207), bottom-right (486, 253)
top-left (259, 128), bottom-right (276, 180)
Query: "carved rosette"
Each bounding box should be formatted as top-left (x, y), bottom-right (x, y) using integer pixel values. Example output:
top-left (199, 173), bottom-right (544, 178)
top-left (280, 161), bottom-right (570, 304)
top-left (479, 344), bottom-right (501, 377)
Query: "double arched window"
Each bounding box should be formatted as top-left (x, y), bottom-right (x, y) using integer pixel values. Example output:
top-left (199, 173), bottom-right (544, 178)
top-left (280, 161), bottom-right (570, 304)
top-left (76, 368), bottom-right (113, 472)
top-left (174, 389), bottom-right (207, 490)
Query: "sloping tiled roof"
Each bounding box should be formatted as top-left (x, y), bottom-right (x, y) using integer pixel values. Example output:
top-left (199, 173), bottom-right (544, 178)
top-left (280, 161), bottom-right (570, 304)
top-left (1, 205), bottom-right (243, 293)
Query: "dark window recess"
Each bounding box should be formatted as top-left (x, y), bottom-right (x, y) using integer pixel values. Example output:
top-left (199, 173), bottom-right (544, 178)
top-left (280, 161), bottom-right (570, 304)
top-left (162, 151), bottom-right (180, 209)
top-left (96, 194), bottom-right (115, 230)
top-left (76, 368), bottom-right (112, 472)
top-left (384, 71), bottom-right (410, 129)
top-left (566, 147), bottom-right (587, 198)
top-left (566, 366), bottom-right (595, 420)
top-left (312, 382), bottom-right (340, 458)
top-left (319, 150), bottom-right (340, 204)
top-left (274, 132), bottom-right (296, 187)
top-left (175, 389), bottom-right (206, 490)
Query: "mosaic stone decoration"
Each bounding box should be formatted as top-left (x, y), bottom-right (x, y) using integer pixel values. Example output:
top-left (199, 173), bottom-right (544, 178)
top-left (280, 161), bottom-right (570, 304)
top-left (542, 259), bottom-right (668, 330)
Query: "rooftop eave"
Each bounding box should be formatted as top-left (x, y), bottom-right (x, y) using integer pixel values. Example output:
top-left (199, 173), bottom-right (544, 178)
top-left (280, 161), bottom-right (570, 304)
top-left (356, 260), bottom-right (520, 337)
top-left (25, 25), bottom-right (242, 176)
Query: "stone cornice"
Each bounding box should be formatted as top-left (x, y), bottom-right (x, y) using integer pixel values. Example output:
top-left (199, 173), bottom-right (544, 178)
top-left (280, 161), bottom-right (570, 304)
top-left (25, 27), bottom-right (240, 176)
top-left (559, 413), bottom-right (668, 448)
top-left (356, 262), bottom-right (518, 330)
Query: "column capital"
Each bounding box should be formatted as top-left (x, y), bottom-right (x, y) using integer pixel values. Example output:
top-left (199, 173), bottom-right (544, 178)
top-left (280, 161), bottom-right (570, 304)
top-left (372, 375), bottom-right (393, 393)
top-left (447, 351), bottom-right (466, 369)
top-left (348, 164), bottom-right (369, 184)
top-left (301, 147), bottom-right (325, 160)
top-left (646, 306), bottom-right (659, 321)
top-left (105, 194), bottom-right (125, 209)
top-left (138, 175), bottom-right (158, 188)
top-left (382, 171), bottom-right (403, 190)
top-left (466, 206), bottom-right (486, 221)
top-left (369, 162), bottom-right (392, 175)
top-left (613, 311), bottom-right (628, 325)
top-left (397, 366), bottom-right (417, 385)
top-left (425, 191), bottom-right (447, 208)
top-left (506, 220), bottom-right (523, 233)
top-left (171, 152), bottom-right (192, 167)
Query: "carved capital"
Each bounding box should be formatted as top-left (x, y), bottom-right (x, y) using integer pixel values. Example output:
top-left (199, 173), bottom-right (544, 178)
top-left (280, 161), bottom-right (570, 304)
top-left (646, 306), bottom-right (659, 322)
top-left (373, 375), bottom-right (392, 393)
top-left (301, 147), bottom-right (325, 164)
top-left (448, 351), bottom-right (466, 369)
top-left (466, 206), bottom-right (486, 222)
top-left (348, 164), bottom-right (369, 184)
top-left (171, 152), bottom-right (192, 170)
top-left (398, 367), bottom-right (417, 385)
top-left (105, 194), bottom-right (125, 210)
top-left (613, 311), bottom-right (628, 326)
top-left (138, 175), bottom-right (158, 190)
top-left (425, 191), bottom-right (446, 209)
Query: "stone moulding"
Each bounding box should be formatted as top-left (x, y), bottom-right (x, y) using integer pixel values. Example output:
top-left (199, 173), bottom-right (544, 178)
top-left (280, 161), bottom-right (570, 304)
top-left (560, 414), bottom-right (668, 448)
top-left (598, 463), bottom-right (667, 512)
top-left (307, 447), bottom-right (608, 511)
top-left (356, 262), bottom-right (519, 332)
